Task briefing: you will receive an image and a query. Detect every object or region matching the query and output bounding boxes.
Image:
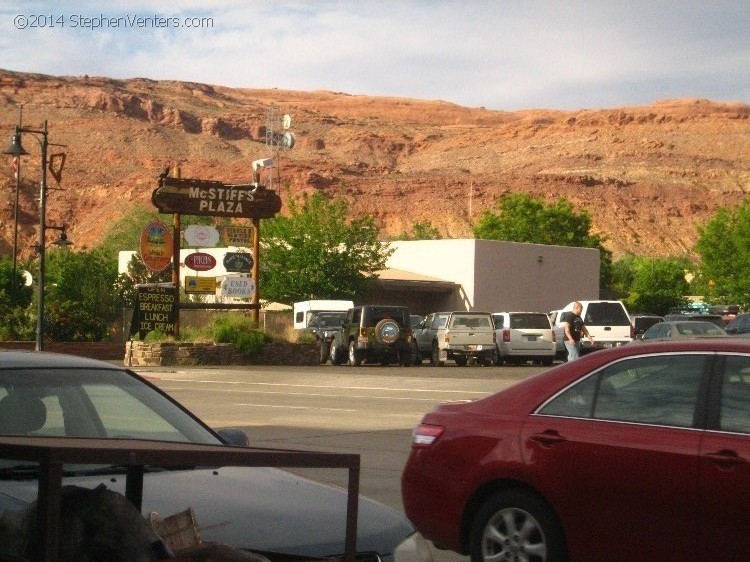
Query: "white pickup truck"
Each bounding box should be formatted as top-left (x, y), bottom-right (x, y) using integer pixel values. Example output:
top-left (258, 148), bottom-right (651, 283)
top-left (433, 311), bottom-right (497, 366)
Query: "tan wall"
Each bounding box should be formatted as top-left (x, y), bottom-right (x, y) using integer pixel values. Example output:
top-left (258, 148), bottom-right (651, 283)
top-left (473, 240), bottom-right (600, 313)
top-left (387, 239), bottom-right (600, 315)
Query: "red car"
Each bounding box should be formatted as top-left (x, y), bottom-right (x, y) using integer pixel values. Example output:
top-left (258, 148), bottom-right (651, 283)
top-left (402, 339), bottom-right (750, 562)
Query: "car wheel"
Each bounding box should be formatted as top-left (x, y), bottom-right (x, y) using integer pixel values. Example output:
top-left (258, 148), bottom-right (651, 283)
top-left (411, 341), bottom-right (421, 365)
top-left (470, 490), bottom-right (567, 562)
top-left (330, 340), bottom-right (343, 365)
top-left (542, 357), bottom-right (554, 367)
top-left (399, 348), bottom-right (412, 367)
top-left (455, 356), bottom-right (468, 366)
top-left (319, 340), bottom-right (330, 364)
top-left (348, 340), bottom-right (363, 366)
top-left (430, 342), bottom-right (444, 367)
top-left (493, 352), bottom-right (503, 366)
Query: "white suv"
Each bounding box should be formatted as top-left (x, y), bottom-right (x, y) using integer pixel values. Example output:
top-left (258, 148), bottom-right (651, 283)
top-left (492, 312), bottom-right (556, 366)
top-left (552, 300), bottom-right (633, 355)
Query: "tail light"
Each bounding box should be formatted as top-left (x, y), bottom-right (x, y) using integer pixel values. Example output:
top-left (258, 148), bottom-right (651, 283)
top-left (503, 329), bottom-right (510, 343)
top-left (411, 424), bottom-right (445, 447)
top-left (493, 332), bottom-right (497, 344)
top-left (445, 331), bottom-right (450, 343)
top-left (360, 327), bottom-right (367, 338)
top-left (552, 331), bottom-right (556, 342)
top-left (630, 324), bottom-right (635, 339)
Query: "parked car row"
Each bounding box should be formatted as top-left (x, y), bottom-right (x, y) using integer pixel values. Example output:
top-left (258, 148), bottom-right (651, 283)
top-left (312, 300), bottom-right (749, 366)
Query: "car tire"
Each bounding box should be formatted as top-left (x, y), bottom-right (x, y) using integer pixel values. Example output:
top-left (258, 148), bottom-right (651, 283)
top-left (330, 340), bottom-right (343, 365)
top-left (399, 348), bottom-right (412, 367)
top-left (411, 342), bottom-right (421, 365)
top-left (319, 340), bottom-right (330, 364)
top-left (430, 342), bottom-right (444, 367)
top-left (469, 489), bottom-right (567, 562)
top-left (348, 340), bottom-right (363, 366)
top-left (455, 356), bottom-right (468, 367)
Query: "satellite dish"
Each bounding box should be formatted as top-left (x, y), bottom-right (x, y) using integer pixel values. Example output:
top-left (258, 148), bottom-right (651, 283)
top-left (282, 114), bottom-right (292, 130)
top-left (281, 132), bottom-right (295, 149)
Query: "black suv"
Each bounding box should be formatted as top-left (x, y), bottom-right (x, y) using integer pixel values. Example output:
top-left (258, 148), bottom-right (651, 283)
top-left (329, 305), bottom-right (413, 366)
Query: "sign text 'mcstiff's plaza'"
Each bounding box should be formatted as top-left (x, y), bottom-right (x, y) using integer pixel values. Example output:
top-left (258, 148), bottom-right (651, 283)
top-left (189, 185), bottom-right (254, 214)
top-left (152, 176), bottom-right (282, 219)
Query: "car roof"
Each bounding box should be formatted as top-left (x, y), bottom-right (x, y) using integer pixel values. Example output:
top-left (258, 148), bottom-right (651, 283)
top-left (0, 350), bottom-right (125, 370)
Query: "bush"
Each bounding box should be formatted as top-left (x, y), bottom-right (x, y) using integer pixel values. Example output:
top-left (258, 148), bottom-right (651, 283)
top-left (211, 313), bottom-right (269, 357)
top-left (233, 330), bottom-right (269, 356)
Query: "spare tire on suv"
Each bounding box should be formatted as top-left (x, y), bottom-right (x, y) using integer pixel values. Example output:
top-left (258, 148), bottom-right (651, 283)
top-left (330, 305), bottom-right (413, 366)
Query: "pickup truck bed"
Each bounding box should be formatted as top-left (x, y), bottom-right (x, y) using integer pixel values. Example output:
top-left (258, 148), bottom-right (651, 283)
top-left (434, 311), bottom-right (496, 366)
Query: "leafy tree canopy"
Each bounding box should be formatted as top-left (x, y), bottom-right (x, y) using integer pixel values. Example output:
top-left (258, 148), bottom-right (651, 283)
top-left (259, 193), bottom-right (392, 304)
top-left (621, 257), bottom-right (691, 316)
top-left (473, 193), bottom-right (612, 288)
top-left (0, 254), bottom-right (33, 308)
top-left (393, 221), bottom-right (442, 241)
top-left (695, 200), bottom-right (750, 308)
top-left (44, 247), bottom-right (123, 341)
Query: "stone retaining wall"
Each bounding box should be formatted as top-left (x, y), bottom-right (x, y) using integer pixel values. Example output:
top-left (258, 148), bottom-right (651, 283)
top-left (125, 341), bottom-right (318, 367)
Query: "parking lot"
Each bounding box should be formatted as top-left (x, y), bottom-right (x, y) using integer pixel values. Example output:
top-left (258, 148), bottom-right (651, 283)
top-left (137, 363), bottom-right (548, 562)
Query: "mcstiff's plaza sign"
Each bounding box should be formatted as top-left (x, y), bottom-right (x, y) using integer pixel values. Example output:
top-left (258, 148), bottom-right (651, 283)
top-left (152, 176), bottom-right (282, 219)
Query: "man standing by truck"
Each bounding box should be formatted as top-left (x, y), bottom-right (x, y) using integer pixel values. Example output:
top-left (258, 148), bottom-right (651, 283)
top-left (563, 301), bottom-right (594, 361)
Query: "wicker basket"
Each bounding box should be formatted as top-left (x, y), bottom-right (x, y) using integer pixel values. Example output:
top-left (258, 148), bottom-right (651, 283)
top-left (148, 508), bottom-right (201, 553)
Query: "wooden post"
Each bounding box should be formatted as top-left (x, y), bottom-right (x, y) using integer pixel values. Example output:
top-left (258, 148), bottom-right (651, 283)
top-left (252, 217), bottom-right (260, 325)
top-left (172, 166), bottom-right (181, 337)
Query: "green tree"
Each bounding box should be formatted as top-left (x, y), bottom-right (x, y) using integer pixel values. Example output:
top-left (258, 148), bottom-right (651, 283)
top-left (394, 221), bottom-right (442, 241)
top-left (260, 193), bottom-right (392, 303)
top-left (473, 193), bottom-right (612, 288)
top-left (624, 257), bottom-right (690, 315)
top-left (0, 254), bottom-right (33, 308)
top-left (44, 248), bottom-right (122, 341)
top-left (695, 201), bottom-right (750, 307)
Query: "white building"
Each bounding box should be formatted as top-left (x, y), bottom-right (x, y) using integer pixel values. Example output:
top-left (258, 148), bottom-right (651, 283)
top-left (371, 239), bottom-right (600, 315)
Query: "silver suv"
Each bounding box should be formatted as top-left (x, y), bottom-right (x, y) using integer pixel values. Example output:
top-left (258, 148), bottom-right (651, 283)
top-left (492, 312), bottom-right (555, 366)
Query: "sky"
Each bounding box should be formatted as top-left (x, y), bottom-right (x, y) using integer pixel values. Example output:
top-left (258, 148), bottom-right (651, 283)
top-left (1, 1), bottom-right (748, 111)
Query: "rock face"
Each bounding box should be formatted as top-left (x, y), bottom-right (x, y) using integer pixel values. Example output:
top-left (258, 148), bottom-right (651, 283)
top-left (0, 69), bottom-right (748, 261)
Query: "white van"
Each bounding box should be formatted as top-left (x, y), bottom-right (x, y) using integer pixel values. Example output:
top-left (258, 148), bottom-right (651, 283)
top-left (293, 300), bottom-right (354, 330)
top-left (552, 300), bottom-right (633, 355)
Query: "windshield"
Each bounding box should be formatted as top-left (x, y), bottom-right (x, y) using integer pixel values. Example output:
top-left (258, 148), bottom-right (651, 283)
top-left (0, 367), bottom-right (220, 444)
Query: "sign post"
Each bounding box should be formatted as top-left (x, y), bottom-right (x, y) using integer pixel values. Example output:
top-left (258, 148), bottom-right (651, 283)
top-left (152, 174), bottom-right (283, 325)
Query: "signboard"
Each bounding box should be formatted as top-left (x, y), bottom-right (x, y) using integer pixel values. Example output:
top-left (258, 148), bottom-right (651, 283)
top-left (184, 224), bottom-right (220, 247)
top-left (152, 177), bottom-right (282, 219)
top-left (222, 275), bottom-right (255, 299)
top-left (129, 285), bottom-right (177, 339)
top-left (223, 252), bottom-right (254, 273)
top-left (222, 226), bottom-right (254, 246)
top-left (139, 220), bottom-right (173, 272)
top-left (184, 252), bottom-right (217, 272)
top-left (184, 276), bottom-right (216, 294)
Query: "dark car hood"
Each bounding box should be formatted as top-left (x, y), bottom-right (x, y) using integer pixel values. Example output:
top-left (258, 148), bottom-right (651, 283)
top-left (0, 466), bottom-right (414, 558)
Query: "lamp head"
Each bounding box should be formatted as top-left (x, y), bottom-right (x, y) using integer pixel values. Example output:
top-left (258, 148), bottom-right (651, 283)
top-left (3, 128), bottom-right (28, 156)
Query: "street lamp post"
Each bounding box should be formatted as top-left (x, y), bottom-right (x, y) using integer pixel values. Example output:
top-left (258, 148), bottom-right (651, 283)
top-left (4, 121), bottom-right (49, 351)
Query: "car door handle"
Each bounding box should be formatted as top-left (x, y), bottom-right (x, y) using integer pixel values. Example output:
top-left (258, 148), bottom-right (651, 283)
top-left (529, 431), bottom-right (567, 448)
top-left (704, 449), bottom-right (748, 469)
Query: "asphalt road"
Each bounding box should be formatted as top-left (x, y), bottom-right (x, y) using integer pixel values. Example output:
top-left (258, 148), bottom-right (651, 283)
top-left (133, 362), bottom-right (550, 562)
